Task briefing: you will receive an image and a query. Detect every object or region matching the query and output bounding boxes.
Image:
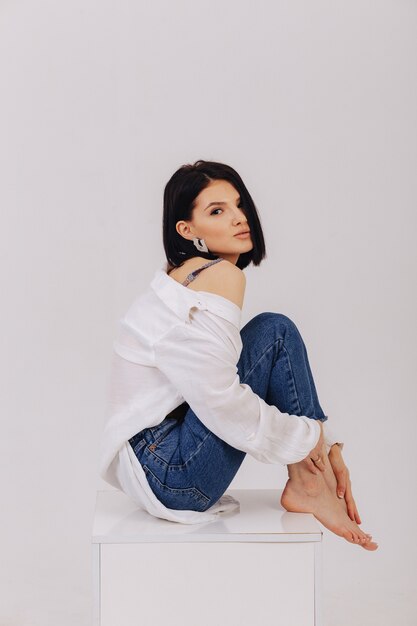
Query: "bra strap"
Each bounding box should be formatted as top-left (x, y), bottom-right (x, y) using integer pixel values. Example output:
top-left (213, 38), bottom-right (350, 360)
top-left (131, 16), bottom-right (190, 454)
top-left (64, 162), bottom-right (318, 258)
top-left (182, 257), bottom-right (224, 287)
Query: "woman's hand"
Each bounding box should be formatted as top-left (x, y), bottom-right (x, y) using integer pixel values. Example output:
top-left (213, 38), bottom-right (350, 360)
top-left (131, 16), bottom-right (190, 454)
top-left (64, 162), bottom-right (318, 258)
top-left (305, 420), bottom-right (326, 475)
top-left (328, 445), bottom-right (362, 524)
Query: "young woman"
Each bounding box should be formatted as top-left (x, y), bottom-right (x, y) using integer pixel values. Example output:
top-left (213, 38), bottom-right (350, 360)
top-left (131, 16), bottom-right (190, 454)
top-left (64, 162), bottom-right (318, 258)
top-left (99, 159), bottom-right (378, 550)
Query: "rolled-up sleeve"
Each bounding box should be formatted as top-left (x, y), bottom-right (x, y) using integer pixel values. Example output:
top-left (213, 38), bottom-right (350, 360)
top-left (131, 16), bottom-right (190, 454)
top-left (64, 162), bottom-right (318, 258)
top-left (322, 421), bottom-right (344, 454)
top-left (153, 311), bottom-right (323, 465)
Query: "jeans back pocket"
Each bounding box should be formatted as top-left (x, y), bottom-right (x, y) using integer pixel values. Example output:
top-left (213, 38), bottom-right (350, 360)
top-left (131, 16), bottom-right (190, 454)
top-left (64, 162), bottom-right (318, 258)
top-left (142, 464), bottom-right (211, 512)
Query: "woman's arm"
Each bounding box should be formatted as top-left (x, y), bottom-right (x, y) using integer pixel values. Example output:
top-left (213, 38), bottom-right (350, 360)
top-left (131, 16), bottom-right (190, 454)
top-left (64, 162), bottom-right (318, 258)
top-left (153, 309), bottom-right (322, 466)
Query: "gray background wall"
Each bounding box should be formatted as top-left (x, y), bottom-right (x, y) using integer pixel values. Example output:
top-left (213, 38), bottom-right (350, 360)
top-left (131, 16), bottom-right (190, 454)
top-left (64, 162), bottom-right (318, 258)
top-left (1, 1), bottom-right (416, 624)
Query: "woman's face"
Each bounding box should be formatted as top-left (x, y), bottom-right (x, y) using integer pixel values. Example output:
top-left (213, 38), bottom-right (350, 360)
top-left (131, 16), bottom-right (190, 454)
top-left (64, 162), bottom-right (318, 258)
top-left (177, 179), bottom-right (253, 264)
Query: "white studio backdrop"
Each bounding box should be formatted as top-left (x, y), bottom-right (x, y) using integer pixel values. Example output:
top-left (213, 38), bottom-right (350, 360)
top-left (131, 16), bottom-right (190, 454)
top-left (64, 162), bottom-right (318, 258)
top-left (1, 1), bottom-right (416, 625)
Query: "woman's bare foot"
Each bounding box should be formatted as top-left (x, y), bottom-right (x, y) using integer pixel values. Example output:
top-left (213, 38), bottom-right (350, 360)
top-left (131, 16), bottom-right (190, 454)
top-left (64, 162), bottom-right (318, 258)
top-left (320, 447), bottom-right (357, 516)
top-left (317, 445), bottom-right (370, 537)
top-left (281, 460), bottom-right (378, 550)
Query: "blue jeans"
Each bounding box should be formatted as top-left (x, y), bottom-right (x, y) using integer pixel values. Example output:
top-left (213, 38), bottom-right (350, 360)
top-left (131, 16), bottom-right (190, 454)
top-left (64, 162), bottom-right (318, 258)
top-left (128, 312), bottom-right (328, 513)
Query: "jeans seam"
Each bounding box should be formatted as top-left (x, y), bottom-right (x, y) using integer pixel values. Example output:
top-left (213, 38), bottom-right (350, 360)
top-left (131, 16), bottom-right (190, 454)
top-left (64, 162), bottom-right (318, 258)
top-left (240, 337), bottom-right (282, 384)
top-left (280, 342), bottom-right (302, 414)
top-left (147, 429), bottom-right (213, 469)
top-left (142, 464), bottom-right (210, 503)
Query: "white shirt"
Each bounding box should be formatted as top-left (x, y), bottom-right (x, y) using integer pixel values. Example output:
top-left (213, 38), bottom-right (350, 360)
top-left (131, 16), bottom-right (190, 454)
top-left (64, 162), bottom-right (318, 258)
top-left (99, 262), bottom-right (344, 524)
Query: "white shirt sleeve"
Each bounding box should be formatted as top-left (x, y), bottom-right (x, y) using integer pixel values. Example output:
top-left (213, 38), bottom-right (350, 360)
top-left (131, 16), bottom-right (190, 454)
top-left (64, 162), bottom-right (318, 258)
top-left (153, 308), bottom-right (324, 466)
top-left (322, 421), bottom-right (344, 454)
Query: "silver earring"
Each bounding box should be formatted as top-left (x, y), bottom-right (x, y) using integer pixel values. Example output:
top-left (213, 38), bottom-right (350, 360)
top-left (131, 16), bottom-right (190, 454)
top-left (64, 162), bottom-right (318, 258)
top-left (192, 237), bottom-right (209, 253)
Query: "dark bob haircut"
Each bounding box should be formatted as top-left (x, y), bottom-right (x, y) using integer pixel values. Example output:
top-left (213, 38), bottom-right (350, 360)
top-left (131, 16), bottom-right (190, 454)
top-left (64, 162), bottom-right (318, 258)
top-left (162, 159), bottom-right (266, 271)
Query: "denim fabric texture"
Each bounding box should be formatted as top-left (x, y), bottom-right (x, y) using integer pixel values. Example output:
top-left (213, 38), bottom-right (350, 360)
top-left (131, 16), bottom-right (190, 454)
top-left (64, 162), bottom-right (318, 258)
top-left (129, 312), bottom-right (328, 512)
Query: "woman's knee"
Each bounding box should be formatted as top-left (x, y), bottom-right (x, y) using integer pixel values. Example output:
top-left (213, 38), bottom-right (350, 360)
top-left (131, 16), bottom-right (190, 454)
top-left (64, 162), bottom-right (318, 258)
top-left (241, 311), bottom-right (300, 342)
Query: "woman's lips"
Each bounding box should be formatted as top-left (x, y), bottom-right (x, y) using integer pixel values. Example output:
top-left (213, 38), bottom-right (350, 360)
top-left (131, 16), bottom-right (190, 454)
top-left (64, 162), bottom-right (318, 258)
top-left (234, 232), bottom-right (251, 238)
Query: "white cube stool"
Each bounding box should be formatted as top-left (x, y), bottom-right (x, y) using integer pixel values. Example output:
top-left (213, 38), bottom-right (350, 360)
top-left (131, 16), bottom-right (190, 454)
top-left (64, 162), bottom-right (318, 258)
top-left (92, 488), bottom-right (323, 626)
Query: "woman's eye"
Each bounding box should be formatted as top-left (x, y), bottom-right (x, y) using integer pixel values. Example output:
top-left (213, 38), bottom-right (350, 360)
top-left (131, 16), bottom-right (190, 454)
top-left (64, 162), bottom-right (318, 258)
top-left (210, 203), bottom-right (243, 215)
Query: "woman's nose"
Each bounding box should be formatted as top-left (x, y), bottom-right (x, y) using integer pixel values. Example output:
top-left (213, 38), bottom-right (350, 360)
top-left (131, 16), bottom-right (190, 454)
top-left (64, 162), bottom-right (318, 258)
top-left (233, 207), bottom-right (248, 222)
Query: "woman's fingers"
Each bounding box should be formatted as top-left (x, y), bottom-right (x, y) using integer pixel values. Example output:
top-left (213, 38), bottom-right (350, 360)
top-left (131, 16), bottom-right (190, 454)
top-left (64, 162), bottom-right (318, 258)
top-left (311, 454), bottom-right (326, 472)
top-left (307, 425), bottom-right (326, 474)
top-left (327, 448), bottom-right (364, 527)
top-left (336, 472), bottom-right (347, 498)
top-left (352, 495), bottom-right (362, 525)
top-left (308, 458), bottom-right (320, 474)
top-left (309, 457), bottom-right (326, 474)
top-left (348, 499), bottom-right (359, 523)
top-left (345, 482), bottom-right (362, 524)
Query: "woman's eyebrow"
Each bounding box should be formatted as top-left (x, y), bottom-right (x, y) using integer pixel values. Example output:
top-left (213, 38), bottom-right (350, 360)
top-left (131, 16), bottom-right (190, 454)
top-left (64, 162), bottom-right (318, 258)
top-left (204, 196), bottom-right (241, 210)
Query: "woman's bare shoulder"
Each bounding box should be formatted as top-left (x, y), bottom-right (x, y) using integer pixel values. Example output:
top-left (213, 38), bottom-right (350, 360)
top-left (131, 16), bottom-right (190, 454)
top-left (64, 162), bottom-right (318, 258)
top-left (190, 258), bottom-right (246, 310)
